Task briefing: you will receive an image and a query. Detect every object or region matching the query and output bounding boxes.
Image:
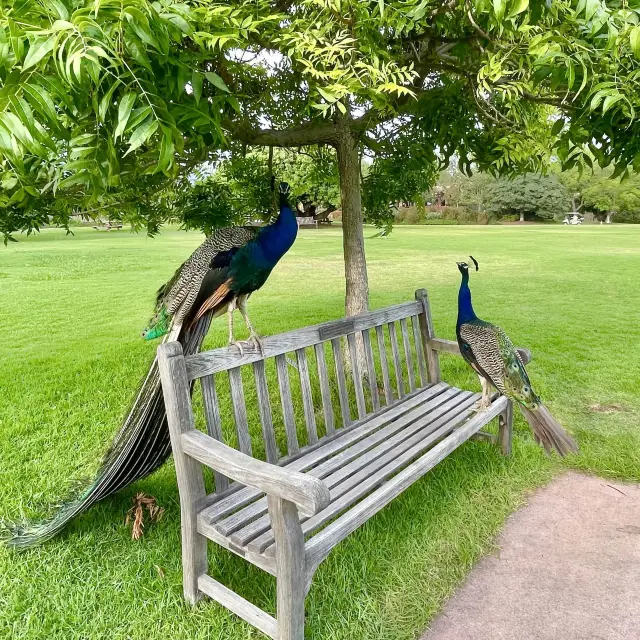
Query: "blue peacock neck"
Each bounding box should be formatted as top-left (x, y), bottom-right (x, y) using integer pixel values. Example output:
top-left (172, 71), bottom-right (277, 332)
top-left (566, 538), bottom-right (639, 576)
top-left (457, 272), bottom-right (478, 328)
top-left (257, 196), bottom-right (298, 265)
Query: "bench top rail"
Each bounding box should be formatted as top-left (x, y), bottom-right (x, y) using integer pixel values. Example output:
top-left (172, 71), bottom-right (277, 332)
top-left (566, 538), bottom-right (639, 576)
top-left (185, 299), bottom-right (422, 380)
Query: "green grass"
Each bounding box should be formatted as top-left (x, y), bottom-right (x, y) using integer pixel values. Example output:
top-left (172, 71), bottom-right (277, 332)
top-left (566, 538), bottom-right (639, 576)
top-left (1, 224), bottom-right (639, 639)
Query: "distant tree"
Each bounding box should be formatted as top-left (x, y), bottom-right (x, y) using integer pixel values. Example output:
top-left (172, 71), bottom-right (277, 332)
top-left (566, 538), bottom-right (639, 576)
top-left (557, 166), bottom-right (640, 223)
top-left (437, 166), bottom-right (496, 212)
top-left (485, 174), bottom-right (569, 221)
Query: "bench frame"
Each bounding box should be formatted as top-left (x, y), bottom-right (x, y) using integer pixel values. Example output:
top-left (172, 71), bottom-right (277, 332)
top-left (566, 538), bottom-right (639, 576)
top-left (158, 289), bottom-right (527, 640)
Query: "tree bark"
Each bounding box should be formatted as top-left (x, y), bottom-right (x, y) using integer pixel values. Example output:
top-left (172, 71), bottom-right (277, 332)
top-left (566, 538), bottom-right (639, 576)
top-left (519, 212), bottom-right (525, 222)
top-left (606, 212), bottom-right (612, 224)
top-left (335, 131), bottom-right (369, 317)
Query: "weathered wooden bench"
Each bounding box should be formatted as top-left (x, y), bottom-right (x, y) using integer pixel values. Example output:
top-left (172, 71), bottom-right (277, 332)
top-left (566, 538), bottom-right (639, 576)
top-left (158, 289), bottom-right (529, 640)
top-left (295, 216), bottom-right (318, 228)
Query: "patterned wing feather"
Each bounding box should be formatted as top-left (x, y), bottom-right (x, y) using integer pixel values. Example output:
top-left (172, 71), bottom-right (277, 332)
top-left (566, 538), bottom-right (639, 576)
top-left (459, 321), bottom-right (539, 408)
top-left (143, 226), bottom-right (257, 338)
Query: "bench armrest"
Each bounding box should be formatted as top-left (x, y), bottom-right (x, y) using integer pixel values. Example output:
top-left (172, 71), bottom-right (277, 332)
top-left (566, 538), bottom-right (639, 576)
top-left (181, 430), bottom-right (330, 517)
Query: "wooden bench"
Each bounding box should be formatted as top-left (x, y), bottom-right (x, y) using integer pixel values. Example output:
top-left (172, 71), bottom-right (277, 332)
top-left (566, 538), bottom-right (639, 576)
top-left (158, 289), bottom-right (529, 640)
top-left (295, 216), bottom-right (317, 228)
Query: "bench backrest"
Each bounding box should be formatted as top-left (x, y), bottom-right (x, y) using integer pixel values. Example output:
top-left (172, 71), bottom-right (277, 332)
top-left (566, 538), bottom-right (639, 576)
top-left (179, 289), bottom-right (441, 494)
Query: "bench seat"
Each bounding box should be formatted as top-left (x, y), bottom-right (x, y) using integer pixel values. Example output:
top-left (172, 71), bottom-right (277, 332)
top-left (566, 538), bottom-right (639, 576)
top-left (197, 382), bottom-right (505, 573)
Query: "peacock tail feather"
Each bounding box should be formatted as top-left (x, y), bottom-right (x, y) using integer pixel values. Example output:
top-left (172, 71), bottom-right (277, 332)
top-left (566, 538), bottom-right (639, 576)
top-left (141, 305), bottom-right (170, 341)
top-left (2, 312), bottom-right (213, 549)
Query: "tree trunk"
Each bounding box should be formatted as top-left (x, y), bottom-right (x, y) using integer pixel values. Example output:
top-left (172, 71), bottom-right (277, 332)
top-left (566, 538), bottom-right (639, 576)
top-left (606, 212), bottom-right (612, 224)
top-left (336, 131), bottom-right (369, 317)
top-left (519, 212), bottom-right (525, 223)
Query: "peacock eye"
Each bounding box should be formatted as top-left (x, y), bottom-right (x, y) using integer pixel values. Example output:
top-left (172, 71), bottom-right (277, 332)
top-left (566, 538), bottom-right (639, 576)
top-left (524, 386), bottom-right (529, 392)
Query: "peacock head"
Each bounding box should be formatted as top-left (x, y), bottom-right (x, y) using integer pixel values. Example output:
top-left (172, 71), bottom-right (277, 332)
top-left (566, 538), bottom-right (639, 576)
top-left (279, 182), bottom-right (290, 196)
top-left (457, 256), bottom-right (479, 276)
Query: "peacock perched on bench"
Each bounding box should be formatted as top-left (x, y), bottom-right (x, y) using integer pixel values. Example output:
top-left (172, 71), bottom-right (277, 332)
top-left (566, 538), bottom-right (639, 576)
top-left (6, 182), bottom-right (297, 548)
top-left (456, 257), bottom-right (578, 456)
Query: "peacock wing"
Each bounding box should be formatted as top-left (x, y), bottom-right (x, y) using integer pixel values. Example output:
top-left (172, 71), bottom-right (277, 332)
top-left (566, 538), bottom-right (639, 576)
top-left (143, 226), bottom-right (258, 339)
top-left (459, 321), bottom-right (509, 393)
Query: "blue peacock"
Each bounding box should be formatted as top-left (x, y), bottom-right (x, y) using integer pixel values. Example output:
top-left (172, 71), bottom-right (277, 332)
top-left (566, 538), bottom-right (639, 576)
top-left (6, 182), bottom-right (298, 548)
top-left (142, 181), bottom-right (297, 351)
top-left (456, 257), bottom-right (578, 456)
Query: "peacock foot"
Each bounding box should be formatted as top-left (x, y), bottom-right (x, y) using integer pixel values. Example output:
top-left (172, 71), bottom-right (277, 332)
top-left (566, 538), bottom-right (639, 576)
top-left (230, 340), bottom-right (246, 356)
top-left (247, 332), bottom-right (265, 355)
top-left (472, 397), bottom-right (492, 413)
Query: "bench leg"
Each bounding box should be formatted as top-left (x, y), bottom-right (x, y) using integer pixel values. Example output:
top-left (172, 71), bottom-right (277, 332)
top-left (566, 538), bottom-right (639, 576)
top-left (497, 400), bottom-right (513, 456)
top-left (269, 496), bottom-right (306, 640)
top-left (182, 525), bottom-right (207, 604)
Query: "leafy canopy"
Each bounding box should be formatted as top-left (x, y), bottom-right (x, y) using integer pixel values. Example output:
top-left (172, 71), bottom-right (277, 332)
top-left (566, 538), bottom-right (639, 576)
top-left (2, 0), bottom-right (640, 241)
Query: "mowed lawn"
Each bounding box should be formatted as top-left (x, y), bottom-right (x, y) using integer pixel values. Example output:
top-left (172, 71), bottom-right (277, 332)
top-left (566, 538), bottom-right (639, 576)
top-left (1, 224), bottom-right (639, 640)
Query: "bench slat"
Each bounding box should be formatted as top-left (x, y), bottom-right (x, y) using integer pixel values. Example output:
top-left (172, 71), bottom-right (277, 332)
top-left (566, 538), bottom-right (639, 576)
top-left (252, 360), bottom-right (279, 464)
top-left (185, 301), bottom-right (422, 379)
top-left (276, 354), bottom-right (299, 455)
top-left (200, 385), bottom-right (443, 525)
top-left (304, 396), bottom-right (508, 568)
top-left (296, 348), bottom-right (318, 445)
top-left (331, 338), bottom-right (351, 428)
top-left (229, 367), bottom-right (252, 456)
top-left (201, 375), bottom-right (229, 493)
top-left (362, 329), bottom-right (380, 411)
top-left (347, 333), bottom-right (366, 420)
top-left (412, 315), bottom-right (427, 387)
top-left (375, 325), bottom-right (393, 405)
top-left (388, 322), bottom-right (405, 398)
top-left (244, 391), bottom-right (477, 553)
top-left (415, 289), bottom-right (442, 383)
top-left (400, 318), bottom-right (416, 393)
top-left (314, 342), bottom-right (335, 436)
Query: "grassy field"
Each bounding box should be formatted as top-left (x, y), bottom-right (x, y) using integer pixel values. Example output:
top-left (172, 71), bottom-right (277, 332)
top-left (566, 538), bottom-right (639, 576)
top-left (1, 224), bottom-right (639, 640)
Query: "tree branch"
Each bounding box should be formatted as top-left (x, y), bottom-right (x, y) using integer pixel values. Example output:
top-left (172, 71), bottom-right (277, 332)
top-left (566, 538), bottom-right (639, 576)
top-left (227, 119), bottom-right (339, 147)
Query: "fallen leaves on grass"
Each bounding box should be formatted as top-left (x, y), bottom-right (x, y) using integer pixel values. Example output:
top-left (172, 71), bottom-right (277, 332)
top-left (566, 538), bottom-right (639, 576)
top-left (588, 403), bottom-right (626, 414)
top-left (125, 493), bottom-right (164, 540)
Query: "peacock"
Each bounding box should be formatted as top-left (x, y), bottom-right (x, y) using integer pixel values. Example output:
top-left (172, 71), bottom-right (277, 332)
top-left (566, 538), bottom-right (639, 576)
top-left (5, 182), bottom-right (297, 548)
top-left (456, 257), bottom-right (578, 456)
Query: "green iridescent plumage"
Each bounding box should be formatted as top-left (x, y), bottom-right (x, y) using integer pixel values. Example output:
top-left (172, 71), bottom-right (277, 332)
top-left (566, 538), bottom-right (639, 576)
top-left (141, 306), bottom-right (170, 341)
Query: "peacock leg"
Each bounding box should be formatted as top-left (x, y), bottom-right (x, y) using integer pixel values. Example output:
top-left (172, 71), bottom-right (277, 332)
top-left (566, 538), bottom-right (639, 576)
top-left (474, 375), bottom-right (492, 412)
top-left (237, 294), bottom-right (265, 354)
top-left (227, 297), bottom-right (245, 355)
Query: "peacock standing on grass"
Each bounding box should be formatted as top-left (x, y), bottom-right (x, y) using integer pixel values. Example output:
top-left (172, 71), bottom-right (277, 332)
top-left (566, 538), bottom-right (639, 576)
top-left (5, 182), bottom-right (297, 548)
top-left (456, 257), bottom-right (578, 456)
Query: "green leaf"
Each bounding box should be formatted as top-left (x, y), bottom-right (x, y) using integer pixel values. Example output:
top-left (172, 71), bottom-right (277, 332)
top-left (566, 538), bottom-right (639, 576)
top-left (630, 26), bottom-right (640, 59)
top-left (98, 81), bottom-right (120, 122)
top-left (204, 71), bottom-right (230, 93)
top-left (493, 0), bottom-right (506, 20)
top-left (22, 83), bottom-right (59, 126)
top-left (192, 71), bottom-right (203, 104)
top-left (585, 0), bottom-right (600, 21)
top-left (378, 0), bottom-right (384, 17)
top-left (550, 118), bottom-right (565, 136)
top-left (124, 118), bottom-right (159, 155)
top-left (115, 93), bottom-right (136, 140)
top-left (602, 93), bottom-right (623, 114)
top-left (317, 86), bottom-right (337, 102)
top-left (157, 127), bottom-right (174, 172)
top-left (22, 37), bottom-right (55, 70)
top-left (48, 0), bottom-right (69, 20)
top-left (508, 0), bottom-right (528, 17)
